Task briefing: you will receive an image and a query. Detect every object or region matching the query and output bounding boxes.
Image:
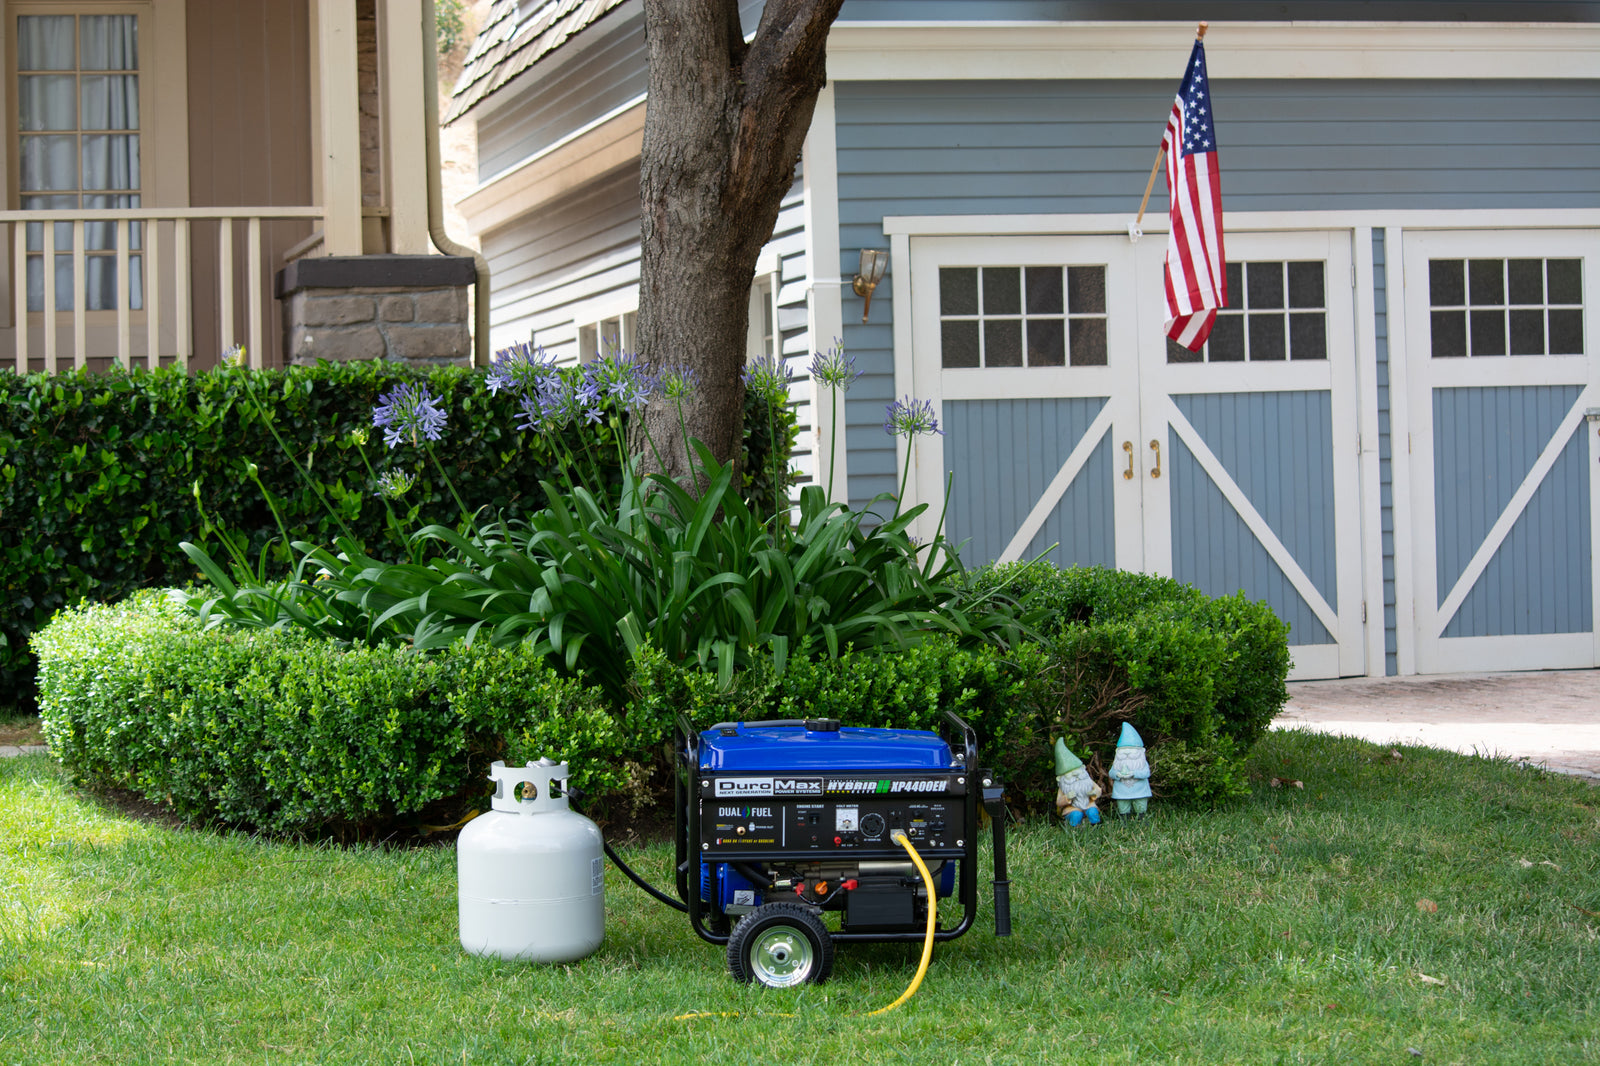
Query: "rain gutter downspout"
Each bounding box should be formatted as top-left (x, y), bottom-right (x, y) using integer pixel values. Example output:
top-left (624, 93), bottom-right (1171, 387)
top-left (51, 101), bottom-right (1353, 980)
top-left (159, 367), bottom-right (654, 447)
top-left (422, 0), bottom-right (491, 366)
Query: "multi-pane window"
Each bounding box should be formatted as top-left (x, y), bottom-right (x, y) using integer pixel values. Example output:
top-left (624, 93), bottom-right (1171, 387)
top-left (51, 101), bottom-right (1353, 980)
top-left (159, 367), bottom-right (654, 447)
top-left (939, 265), bottom-right (1107, 369)
top-left (577, 310), bottom-right (634, 362)
top-left (1168, 260), bottom-right (1327, 363)
top-left (746, 274), bottom-right (778, 361)
top-left (1428, 258), bottom-right (1584, 357)
top-left (17, 12), bottom-right (143, 312)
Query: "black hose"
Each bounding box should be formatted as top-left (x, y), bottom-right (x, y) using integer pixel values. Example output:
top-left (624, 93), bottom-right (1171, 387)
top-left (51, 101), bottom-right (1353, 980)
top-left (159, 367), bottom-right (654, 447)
top-left (604, 838), bottom-right (689, 913)
top-left (730, 862), bottom-right (774, 889)
top-left (567, 788), bottom-right (689, 913)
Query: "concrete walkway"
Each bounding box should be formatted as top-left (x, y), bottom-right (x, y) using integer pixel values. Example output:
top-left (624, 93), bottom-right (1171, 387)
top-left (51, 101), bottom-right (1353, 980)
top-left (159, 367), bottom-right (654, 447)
top-left (0, 744), bottom-right (47, 757)
top-left (1275, 668), bottom-right (1600, 780)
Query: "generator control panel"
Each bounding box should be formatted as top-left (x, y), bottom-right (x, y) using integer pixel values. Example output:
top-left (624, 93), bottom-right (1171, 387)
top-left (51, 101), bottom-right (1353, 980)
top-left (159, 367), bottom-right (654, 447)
top-left (698, 773), bottom-right (966, 860)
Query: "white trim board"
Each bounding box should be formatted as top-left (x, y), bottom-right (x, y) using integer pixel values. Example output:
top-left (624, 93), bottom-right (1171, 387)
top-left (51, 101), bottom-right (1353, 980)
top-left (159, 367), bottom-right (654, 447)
top-left (803, 83), bottom-right (850, 507)
top-left (885, 211), bottom-right (1600, 238)
top-left (826, 21), bottom-right (1600, 82)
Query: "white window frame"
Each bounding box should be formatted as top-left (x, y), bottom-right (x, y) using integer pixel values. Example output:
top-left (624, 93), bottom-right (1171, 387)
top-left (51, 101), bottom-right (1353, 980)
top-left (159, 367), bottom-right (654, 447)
top-left (570, 290), bottom-right (636, 364)
top-left (744, 247), bottom-right (781, 363)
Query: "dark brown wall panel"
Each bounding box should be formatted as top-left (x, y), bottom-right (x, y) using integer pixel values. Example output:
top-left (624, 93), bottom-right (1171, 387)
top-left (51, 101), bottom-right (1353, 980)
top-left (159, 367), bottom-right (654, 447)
top-left (187, 0), bottom-right (313, 368)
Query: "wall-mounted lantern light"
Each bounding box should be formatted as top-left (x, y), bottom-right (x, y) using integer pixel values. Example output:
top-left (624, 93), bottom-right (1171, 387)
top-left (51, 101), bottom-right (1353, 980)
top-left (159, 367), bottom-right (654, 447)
top-left (852, 248), bottom-right (889, 323)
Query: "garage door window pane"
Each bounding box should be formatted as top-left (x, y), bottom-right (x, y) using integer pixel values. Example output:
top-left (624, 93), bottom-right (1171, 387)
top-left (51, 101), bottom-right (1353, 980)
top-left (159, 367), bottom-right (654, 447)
top-left (941, 320), bottom-right (979, 368)
top-left (1029, 318), bottom-right (1065, 366)
top-left (1429, 256), bottom-right (1584, 357)
top-left (938, 263), bottom-right (1106, 369)
top-left (939, 268), bottom-right (977, 316)
top-left (1025, 267), bottom-right (1062, 314)
top-left (1175, 260), bottom-right (1325, 363)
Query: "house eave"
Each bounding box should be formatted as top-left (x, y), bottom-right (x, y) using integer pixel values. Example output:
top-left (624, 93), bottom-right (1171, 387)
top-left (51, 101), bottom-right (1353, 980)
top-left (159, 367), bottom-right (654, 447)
top-left (456, 96), bottom-right (645, 235)
top-left (824, 20), bottom-right (1600, 81)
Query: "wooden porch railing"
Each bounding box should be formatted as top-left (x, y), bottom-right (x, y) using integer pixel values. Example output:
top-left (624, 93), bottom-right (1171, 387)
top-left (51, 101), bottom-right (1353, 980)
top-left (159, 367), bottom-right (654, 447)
top-left (2, 206), bottom-right (324, 374)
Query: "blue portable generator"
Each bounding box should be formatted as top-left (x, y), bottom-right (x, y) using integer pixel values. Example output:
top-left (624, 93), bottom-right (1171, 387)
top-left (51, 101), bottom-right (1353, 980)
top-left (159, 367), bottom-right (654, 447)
top-left (671, 713), bottom-right (1011, 987)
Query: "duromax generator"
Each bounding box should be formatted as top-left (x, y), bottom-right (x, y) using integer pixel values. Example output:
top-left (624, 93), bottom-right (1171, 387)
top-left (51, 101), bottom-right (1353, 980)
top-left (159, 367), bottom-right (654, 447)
top-left (671, 712), bottom-right (1011, 987)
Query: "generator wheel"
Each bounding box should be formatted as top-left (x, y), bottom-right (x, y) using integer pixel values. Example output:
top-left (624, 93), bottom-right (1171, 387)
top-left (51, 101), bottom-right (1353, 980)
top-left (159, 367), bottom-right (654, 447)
top-left (727, 903), bottom-right (833, 988)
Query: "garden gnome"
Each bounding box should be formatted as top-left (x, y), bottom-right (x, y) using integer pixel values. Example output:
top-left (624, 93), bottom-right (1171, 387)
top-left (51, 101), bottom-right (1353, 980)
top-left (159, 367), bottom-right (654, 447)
top-left (1109, 722), bottom-right (1152, 817)
top-left (1053, 738), bottom-right (1102, 827)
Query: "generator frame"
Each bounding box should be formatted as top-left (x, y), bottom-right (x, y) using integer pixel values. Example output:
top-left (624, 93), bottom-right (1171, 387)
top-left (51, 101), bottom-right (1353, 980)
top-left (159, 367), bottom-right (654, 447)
top-left (673, 711), bottom-right (1011, 964)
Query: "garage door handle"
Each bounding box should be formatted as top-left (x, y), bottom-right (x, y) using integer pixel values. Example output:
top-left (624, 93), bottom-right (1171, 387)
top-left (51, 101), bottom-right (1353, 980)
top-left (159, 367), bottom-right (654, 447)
top-left (1149, 439), bottom-right (1162, 479)
top-left (1123, 441), bottom-right (1134, 480)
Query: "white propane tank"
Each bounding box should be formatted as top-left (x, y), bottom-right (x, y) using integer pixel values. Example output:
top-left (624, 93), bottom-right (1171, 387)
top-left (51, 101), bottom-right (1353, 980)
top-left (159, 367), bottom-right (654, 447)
top-left (457, 758), bottom-right (605, 962)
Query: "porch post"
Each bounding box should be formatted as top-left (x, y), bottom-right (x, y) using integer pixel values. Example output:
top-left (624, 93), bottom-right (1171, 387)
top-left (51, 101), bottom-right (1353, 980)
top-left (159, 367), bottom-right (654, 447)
top-left (381, 0), bottom-right (430, 254)
top-left (313, 0), bottom-right (364, 256)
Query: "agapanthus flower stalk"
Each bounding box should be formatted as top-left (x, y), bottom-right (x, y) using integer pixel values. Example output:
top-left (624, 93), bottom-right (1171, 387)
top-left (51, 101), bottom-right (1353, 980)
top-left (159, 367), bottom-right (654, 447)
top-left (809, 340), bottom-right (857, 503)
top-left (885, 395), bottom-right (943, 516)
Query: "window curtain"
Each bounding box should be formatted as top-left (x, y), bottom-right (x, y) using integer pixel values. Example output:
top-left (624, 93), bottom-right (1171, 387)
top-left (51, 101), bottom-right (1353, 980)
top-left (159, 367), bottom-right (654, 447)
top-left (18, 14), bottom-right (141, 312)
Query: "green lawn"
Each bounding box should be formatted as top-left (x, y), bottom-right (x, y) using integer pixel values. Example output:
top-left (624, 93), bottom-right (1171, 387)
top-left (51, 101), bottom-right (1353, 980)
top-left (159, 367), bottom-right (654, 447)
top-left (2, 730), bottom-right (1596, 1065)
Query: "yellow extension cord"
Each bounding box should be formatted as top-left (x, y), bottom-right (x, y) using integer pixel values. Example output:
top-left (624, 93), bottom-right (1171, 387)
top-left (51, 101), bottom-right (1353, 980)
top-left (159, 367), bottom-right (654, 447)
top-left (861, 830), bottom-right (937, 1016)
top-left (674, 829), bottom-right (936, 1021)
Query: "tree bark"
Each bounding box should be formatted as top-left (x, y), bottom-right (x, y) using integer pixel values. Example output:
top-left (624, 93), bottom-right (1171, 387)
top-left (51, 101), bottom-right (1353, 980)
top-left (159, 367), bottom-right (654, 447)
top-left (635, 0), bottom-right (844, 482)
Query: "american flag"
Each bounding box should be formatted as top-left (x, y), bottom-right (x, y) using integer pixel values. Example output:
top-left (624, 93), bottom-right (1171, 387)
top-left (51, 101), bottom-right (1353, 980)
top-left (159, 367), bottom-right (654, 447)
top-left (1162, 40), bottom-right (1227, 351)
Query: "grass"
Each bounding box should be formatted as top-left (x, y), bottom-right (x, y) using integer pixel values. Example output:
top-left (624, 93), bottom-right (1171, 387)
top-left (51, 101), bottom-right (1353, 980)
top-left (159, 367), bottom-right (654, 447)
top-left (2, 730), bottom-right (1596, 1065)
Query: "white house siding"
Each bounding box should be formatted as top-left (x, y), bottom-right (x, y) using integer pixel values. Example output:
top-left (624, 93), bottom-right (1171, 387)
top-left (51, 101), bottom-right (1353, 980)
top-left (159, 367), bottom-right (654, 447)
top-left (458, 0), bottom-right (814, 489)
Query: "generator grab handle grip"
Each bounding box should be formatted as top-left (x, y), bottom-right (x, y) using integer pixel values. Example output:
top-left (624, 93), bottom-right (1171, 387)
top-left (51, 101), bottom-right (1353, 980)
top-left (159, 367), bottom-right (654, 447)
top-left (942, 710), bottom-right (979, 772)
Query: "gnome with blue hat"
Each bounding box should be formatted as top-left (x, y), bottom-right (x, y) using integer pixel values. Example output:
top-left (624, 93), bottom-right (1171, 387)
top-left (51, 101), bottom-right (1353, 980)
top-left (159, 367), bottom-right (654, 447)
top-left (1053, 738), bottom-right (1102, 828)
top-left (1109, 722), bottom-right (1152, 817)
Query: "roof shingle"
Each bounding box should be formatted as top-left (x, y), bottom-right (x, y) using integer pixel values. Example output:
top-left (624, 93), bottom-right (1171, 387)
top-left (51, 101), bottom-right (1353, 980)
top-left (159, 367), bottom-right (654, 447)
top-left (445, 0), bottom-right (632, 123)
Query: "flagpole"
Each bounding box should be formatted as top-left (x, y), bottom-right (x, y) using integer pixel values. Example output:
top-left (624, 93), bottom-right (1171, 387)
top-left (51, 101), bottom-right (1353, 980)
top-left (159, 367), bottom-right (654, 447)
top-left (1134, 22), bottom-right (1208, 230)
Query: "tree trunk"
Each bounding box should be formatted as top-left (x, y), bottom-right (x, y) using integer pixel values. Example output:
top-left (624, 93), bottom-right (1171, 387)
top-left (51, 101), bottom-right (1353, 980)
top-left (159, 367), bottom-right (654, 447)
top-left (634, 0), bottom-right (843, 482)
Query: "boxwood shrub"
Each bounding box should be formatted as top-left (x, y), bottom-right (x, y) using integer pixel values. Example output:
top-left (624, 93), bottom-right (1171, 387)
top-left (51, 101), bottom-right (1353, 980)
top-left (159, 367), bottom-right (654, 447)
top-left (0, 361), bottom-right (794, 707)
top-left (33, 593), bottom-right (625, 836)
top-left (969, 562), bottom-right (1291, 808)
top-left (32, 565), bottom-right (1288, 834)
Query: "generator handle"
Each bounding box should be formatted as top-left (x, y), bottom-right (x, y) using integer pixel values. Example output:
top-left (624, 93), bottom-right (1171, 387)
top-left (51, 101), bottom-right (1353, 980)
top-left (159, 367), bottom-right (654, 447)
top-left (674, 715), bottom-right (699, 907)
top-left (676, 715), bottom-right (701, 760)
top-left (941, 710), bottom-right (979, 773)
top-left (983, 781), bottom-right (1013, 937)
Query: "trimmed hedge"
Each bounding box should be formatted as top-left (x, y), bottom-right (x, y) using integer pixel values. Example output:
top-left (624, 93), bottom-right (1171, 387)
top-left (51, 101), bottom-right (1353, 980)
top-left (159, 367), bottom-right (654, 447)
top-left (0, 361), bottom-right (793, 706)
top-left (32, 593), bottom-right (623, 835)
top-left (33, 566), bottom-right (1289, 834)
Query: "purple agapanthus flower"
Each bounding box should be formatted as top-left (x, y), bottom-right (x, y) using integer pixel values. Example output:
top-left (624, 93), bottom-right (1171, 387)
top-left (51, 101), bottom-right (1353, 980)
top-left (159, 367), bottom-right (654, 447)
top-left (655, 363), bottom-right (699, 402)
top-left (374, 468), bottom-right (416, 499)
top-left (372, 382), bottom-right (448, 448)
top-left (884, 395), bottom-right (943, 438)
top-left (486, 341), bottom-right (559, 397)
top-left (743, 353), bottom-right (794, 405)
top-left (809, 340), bottom-right (860, 391)
top-left (581, 350), bottom-right (654, 413)
top-left (514, 373), bottom-right (578, 432)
